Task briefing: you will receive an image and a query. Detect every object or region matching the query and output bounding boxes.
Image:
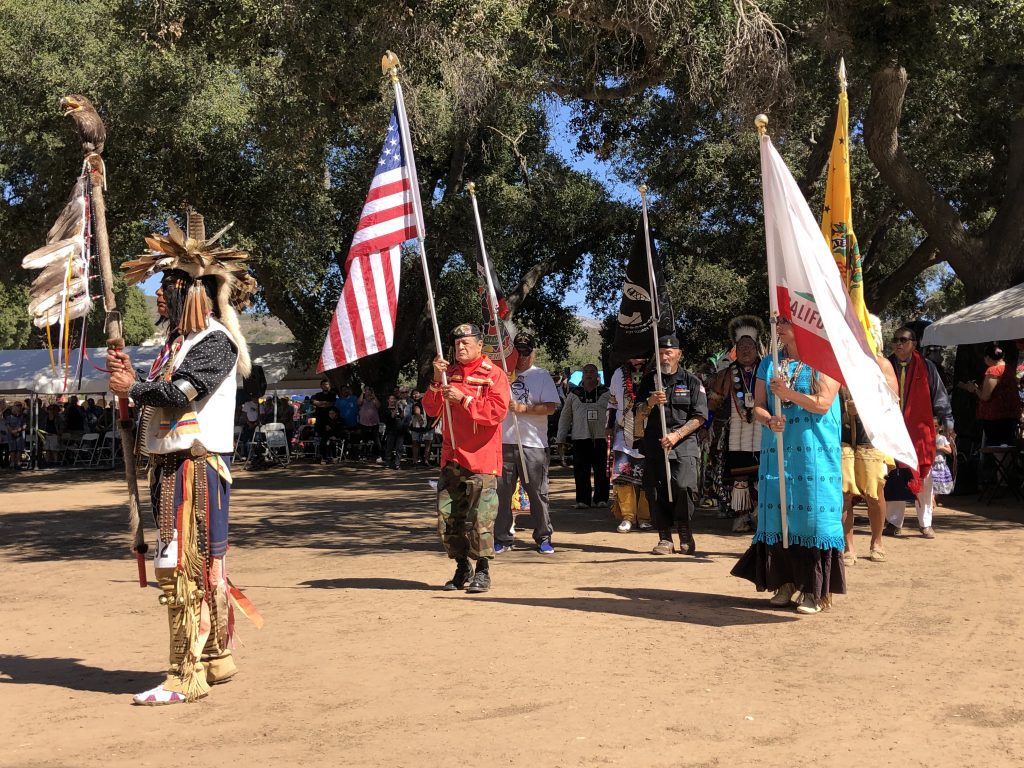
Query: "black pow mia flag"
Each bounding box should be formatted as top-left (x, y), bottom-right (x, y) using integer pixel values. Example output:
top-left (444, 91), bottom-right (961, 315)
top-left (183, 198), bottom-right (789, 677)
top-left (610, 221), bottom-right (675, 364)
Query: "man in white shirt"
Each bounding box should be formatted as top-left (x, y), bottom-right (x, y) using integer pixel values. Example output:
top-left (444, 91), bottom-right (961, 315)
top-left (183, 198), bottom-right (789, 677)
top-left (494, 332), bottom-right (561, 554)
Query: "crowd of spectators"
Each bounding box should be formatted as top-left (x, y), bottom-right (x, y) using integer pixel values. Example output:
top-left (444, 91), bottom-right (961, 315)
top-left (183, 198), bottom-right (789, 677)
top-left (0, 395), bottom-right (113, 470)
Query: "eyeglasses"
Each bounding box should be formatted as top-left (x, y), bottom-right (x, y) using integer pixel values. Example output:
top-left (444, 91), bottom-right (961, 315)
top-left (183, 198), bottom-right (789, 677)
top-left (892, 337), bottom-right (914, 344)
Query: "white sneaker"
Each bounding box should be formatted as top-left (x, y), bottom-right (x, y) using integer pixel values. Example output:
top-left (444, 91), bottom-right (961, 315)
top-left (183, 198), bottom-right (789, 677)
top-left (617, 519), bottom-right (632, 533)
top-left (638, 521), bottom-right (654, 530)
top-left (768, 583), bottom-right (797, 606)
top-left (574, 502), bottom-right (589, 509)
top-left (594, 500), bottom-right (609, 508)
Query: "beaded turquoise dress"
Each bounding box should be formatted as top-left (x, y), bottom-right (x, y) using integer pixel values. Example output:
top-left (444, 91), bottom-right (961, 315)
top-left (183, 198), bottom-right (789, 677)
top-left (731, 357), bottom-right (846, 599)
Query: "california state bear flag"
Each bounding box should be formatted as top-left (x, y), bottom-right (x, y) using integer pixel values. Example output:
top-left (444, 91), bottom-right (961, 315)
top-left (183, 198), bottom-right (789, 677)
top-left (758, 130), bottom-right (917, 469)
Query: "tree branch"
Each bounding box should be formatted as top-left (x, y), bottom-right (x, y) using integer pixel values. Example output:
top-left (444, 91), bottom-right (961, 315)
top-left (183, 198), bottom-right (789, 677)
top-left (507, 257), bottom-right (558, 315)
top-left (487, 126), bottom-right (530, 187)
top-left (546, 67), bottom-right (664, 102)
top-left (796, 99), bottom-right (837, 198)
top-left (865, 237), bottom-right (943, 309)
top-left (988, 109), bottom-right (1024, 253)
top-left (863, 64), bottom-right (979, 273)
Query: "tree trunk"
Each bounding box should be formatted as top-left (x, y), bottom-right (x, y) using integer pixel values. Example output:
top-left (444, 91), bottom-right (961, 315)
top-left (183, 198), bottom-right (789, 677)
top-left (864, 63), bottom-right (1024, 305)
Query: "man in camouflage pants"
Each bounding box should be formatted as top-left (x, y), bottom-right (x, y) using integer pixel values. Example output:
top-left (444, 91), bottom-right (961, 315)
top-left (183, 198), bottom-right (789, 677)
top-left (423, 324), bottom-right (510, 593)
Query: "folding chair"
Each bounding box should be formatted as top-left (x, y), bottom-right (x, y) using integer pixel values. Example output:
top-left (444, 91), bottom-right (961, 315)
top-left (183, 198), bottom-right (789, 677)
top-left (61, 433), bottom-right (82, 465)
top-left (92, 432), bottom-right (119, 466)
top-left (979, 446), bottom-right (1023, 504)
top-left (261, 422), bottom-right (290, 465)
top-left (246, 423), bottom-right (289, 468)
top-left (232, 426), bottom-right (246, 462)
top-left (73, 433), bottom-right (100, 466)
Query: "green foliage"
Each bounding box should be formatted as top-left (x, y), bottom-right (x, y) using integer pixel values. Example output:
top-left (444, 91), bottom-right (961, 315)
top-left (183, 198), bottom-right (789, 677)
top-left (1, 0), bottom-right (1019, 389)
top-left (0, 283), bottom-right (31, 349)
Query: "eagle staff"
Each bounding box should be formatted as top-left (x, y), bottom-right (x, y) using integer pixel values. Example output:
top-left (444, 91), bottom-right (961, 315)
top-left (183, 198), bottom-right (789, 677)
top-left (62, 95), bottom-right (150, 583)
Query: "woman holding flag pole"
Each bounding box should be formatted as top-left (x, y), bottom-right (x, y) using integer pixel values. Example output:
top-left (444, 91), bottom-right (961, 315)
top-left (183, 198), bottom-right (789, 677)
top-left (731, 315), bottom-right (846, 614)
top-left (731, 114), bottom-right (847, 615)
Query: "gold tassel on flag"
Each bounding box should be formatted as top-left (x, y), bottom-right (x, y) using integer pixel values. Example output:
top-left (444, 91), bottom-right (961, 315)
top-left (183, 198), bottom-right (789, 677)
top-left (820, 58), bottom-right (876, 355)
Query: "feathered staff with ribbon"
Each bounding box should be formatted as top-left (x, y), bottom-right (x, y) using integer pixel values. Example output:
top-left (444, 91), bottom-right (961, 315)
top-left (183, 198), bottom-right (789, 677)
top-left (21, 95), bottom-right (149, 586)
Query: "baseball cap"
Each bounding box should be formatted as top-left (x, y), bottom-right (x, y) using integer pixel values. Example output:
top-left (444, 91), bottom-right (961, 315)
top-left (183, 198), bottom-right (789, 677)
top-left (451, 323), bottom-right (482, 340)
top-left (513, 331), bottom-right (536, 351)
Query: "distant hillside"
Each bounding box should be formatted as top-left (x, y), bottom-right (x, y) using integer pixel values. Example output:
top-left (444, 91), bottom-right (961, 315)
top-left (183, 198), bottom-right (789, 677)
top-left (143, 296), bottom-right (294, 344)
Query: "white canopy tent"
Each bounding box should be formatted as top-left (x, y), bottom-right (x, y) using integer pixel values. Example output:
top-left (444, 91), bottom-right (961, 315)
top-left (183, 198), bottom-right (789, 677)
top-left (0, 343), bottom-right (317, 396)
top-left (922, 282), bottom-right (1024, 347)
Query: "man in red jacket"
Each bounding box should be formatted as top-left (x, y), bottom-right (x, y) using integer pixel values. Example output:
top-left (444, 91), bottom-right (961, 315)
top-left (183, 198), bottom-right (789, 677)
top-left (423, 324), bottom-right (510, 593)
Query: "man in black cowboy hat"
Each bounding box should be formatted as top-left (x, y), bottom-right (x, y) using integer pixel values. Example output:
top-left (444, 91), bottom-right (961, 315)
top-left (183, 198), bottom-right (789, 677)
top-left (636, 334), bottom-right (709, 555)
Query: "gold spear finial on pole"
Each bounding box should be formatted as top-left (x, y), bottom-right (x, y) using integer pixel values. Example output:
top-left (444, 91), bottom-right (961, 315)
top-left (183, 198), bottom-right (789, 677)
top-left (638, 183), bottom-right (648, 198)
top-left (755, 114), bottom-right (769, 136)
top-left (466, 181), bottom-right (477, 196)
top-left (838, 57), bottom-right (848, 92)
top-left (381, 50), bottom-right (400, 82)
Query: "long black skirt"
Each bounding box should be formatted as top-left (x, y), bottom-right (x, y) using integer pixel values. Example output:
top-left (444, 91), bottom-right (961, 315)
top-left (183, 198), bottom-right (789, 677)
top-left (731, 541), bottom-right (846, 600)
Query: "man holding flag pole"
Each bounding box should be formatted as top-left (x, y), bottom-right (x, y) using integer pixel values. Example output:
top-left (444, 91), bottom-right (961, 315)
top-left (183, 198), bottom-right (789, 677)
top-left (317, 51), bottom-right (454, 441)
top-left (731, 113), bottom-right (917, 615)
top-left (624, 185), bottom-right (708, 555)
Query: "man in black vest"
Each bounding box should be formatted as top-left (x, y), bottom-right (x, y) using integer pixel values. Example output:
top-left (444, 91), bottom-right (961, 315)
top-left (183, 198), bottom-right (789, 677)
top-left (636, 335), bottom-right (709, 555)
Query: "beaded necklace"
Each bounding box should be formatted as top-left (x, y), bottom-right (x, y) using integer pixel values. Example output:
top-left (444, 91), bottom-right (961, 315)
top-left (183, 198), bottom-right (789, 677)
top-left (777, 358), bottom-right (806, 408)
top-left (731, 361), bottom-right (757, 422)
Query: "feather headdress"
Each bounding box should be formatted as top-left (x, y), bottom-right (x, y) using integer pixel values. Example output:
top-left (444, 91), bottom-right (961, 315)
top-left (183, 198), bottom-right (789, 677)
top-left (728, 315), bottom-right (766, 345)
top-left (122, 210), bottom-right (258, 376)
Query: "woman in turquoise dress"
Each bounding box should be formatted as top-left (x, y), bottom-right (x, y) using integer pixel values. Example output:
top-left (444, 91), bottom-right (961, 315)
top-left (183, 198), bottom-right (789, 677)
top-left (731, 318), bottom-right (846, 614)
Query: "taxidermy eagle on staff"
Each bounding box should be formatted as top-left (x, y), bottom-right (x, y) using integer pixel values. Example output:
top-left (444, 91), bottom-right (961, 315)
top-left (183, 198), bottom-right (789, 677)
top-left (61, 94), bottom-right (105, 155)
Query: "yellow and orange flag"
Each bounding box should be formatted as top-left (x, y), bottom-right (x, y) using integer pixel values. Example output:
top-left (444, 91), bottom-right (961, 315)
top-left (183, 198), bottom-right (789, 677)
top-left (820, 59), bottom-right (876, 355)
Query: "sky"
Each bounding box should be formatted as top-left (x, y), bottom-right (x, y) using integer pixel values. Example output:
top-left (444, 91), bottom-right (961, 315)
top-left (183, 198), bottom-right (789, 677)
top-left (543, 99), bottom-right (633, 318)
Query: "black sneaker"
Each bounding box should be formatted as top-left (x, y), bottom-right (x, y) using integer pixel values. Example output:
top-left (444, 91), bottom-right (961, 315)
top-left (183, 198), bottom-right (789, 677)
top-left (883, 522), bottom-right (902, 537)
top-left (465, 571), bottom-right (491, 593)
top-left (443, 560), bottom-right (473, 591)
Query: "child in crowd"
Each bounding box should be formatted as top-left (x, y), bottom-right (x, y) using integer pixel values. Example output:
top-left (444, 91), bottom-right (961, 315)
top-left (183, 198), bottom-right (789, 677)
top-left (931, 421), bottom-right (954, 506)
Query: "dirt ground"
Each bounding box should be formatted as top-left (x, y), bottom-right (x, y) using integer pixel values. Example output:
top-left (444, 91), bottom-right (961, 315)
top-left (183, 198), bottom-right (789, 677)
top-left (2, 461), bottom-right (1023, 768)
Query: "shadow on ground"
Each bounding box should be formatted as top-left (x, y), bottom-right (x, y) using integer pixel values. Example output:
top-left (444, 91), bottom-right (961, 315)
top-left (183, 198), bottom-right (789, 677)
top-left (301, 577), bottom-right (432, 590)
top-left (474, 586), bottom-right (798, 627)
top-left (0, 654), bottom-right (162, 695)
top-left (3, 463), bottom-right (1018, 564)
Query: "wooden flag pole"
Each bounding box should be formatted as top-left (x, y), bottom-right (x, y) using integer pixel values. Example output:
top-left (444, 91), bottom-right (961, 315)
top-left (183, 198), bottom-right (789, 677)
top-left (756, 113), bottom-right (788, 549)
top-left (638, 185), bottom-right (673, 503)
top-left (467, 182), bottom-right (529, 485)
top-left (382, 51), bottom-right (454, 448)
top-left (87, 153), bottom-right (149, 583)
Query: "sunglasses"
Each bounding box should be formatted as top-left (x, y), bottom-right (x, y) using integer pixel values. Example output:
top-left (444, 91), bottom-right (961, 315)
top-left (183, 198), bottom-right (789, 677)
top-left (892, 336), bottom-right (914, 344)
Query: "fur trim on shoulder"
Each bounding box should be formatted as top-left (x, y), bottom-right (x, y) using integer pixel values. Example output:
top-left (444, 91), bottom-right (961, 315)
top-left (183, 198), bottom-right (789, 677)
top-left (217, 280), bottom-right (251, 377)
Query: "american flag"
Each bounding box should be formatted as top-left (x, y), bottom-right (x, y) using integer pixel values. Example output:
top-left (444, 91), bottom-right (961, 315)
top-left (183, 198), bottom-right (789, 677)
top-left (318, 108), bottom-right (417, 372)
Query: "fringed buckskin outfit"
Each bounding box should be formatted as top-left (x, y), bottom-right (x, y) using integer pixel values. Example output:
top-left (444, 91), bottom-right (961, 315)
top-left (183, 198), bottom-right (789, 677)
top-left (606, 363), bottom-right (652, 527)
top-left (122, 211), bottom-right (259, 705)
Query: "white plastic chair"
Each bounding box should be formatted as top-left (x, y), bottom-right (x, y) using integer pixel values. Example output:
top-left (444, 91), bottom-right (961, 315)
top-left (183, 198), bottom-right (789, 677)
top-left (73, 433), bottom-right (100, 466)
top-left (246, 422), bottom-right (289, 467)
top-left (93, 432), bottom-right (119, 466)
